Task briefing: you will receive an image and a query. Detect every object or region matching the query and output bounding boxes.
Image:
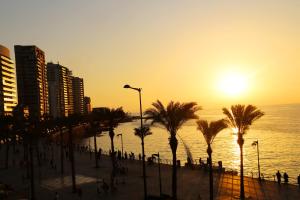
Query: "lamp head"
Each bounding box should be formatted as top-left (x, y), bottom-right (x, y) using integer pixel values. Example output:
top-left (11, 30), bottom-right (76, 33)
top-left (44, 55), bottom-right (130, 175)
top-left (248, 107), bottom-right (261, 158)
top-left (123, 84), bottom-right (131, 89)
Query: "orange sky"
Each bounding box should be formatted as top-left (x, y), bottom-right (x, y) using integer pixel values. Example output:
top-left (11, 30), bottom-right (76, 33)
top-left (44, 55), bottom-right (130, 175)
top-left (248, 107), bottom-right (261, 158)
top-left (1, 0), bottom-right (300, 112)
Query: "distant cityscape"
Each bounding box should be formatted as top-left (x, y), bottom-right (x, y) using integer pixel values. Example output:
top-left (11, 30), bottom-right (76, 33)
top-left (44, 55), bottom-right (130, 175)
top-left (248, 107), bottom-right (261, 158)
top-left (0, 44), bottom-right (91, 118)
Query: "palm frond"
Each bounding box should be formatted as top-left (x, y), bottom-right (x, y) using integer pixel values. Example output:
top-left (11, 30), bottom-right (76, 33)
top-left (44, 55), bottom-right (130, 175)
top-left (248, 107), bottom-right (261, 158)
top-left (177, 134), bottom-right (194, 164)
top-left (145, 100), bottom-right (200, 136)
top-left (197, 119), bottom-right (227, 144)
top-left (223, 104), bottom-right (264, 135)
top-left (134, 125), bottom-right (152, 139)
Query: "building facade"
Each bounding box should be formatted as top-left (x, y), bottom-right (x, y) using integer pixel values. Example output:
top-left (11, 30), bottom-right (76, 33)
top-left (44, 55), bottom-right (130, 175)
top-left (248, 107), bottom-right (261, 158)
top-left (47, 62), bottom-right (73, 118)
top-left (67, 71), bottom-right (74, 116)
top-left (0, 45), bottom-right (18, 115)
top-left (84, 96), bottom-right (91, 115)
top-left (14, 45), bottom-right (49, 119)
top-left (72, 76), bottom-right (84, 114)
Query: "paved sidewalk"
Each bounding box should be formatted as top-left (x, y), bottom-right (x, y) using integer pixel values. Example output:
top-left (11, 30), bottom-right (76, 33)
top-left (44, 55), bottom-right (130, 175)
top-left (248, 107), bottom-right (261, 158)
top-left (1, 144), bottom-right (300, 200)
top-left (217, 173), bottom-right (300, 200)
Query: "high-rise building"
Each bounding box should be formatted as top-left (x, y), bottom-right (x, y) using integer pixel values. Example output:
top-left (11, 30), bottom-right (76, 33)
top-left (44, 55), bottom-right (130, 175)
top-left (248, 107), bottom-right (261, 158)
top-left (0, 45), bottom-right (18, 115)
top-left (47, 62), bottom-right (72, 118)
top-left (14, 45), bottom-right (49, 119)
top-left (67, 71), bottom-right (74, 116)
top-left (84, 96), bottom-right (91, 115)
top-left (72, 76), bottom-right (84, 114)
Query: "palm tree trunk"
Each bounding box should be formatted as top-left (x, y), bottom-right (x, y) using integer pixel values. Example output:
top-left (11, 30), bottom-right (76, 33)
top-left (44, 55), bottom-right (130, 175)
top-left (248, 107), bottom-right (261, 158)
top-left (170, 134), bottom-right (178, 200)
top-left (29, 142), bottom-right (36, 200)
top-left (238, 136), bottom-right (245, 200)
top-left (5, 140), bottom-right (9, 169)
top-left (60, 127), bottom-right (64, 175)
top-left (23, 142), bottom-right (30, 178)
top-left (68, 126), bottom-right (76, 193)
top-left (207, 144), bottom-right (213, 200)
top-left (94, 132), bottom-right (98, 168)
top-left (12, 137), bottom-right (16, 153)
top-left (109, 129), bottom-right (115, 190)
top-left (35, 145), bottom-right (41, 167)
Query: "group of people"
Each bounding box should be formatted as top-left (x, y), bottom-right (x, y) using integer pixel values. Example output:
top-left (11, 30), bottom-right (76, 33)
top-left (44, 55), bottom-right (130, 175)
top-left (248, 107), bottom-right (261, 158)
top-left (276, 170), bottom-right (300, 187)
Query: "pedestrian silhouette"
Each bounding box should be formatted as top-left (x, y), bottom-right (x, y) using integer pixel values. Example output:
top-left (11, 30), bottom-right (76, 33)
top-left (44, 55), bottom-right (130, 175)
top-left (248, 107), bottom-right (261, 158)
top-left (283, 172), bottom-right (289, 183)
top-left (54, 192), bottom-right (59, 200)
top-left (276, 170), bottom-right (282, 185)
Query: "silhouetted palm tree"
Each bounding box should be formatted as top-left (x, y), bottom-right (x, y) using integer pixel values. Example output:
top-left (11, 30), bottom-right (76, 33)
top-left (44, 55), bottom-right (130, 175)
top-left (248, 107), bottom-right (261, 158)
top-left (134, 125), bottom-right (152, 139)
top-left (197, 119), bottom-right (227, 200)
top-left (223, 105), bottom-right (264, 200)
top-left (0, 115), bottom-right (14, 169)
top-left (87, 113), bottom-right (104, 168)
top-left (144, 100), bottom-right (200, 199)
top-left (134, 125), bottom-right (152, 165)
top-left (65, 114), bottom-right (83, 193)
top-left (93, 107), bottom-right (127, 190)
top-left (55, 117), bottom-right (67, 175)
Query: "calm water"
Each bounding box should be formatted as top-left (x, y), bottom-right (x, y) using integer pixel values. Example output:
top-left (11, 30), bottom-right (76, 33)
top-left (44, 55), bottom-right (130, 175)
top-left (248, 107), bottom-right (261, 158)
top-left (82, 104), bottom-right (300, 183)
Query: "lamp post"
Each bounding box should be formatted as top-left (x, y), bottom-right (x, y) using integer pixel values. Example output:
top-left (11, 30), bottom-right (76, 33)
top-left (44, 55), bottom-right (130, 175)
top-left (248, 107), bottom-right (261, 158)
top-left (152, 153), bottom-right (162, 196)
top-left (252, 140), bottom-right (261, 181)
top-left (117, 133), bottom-right (124, 158)
top-left (123, 84), bottom-right (147, 199)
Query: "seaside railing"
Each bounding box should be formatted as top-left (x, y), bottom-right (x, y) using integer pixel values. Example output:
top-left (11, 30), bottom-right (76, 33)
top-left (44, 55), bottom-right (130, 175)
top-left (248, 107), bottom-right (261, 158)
top-left (82, 145), bottom-right (299, 185)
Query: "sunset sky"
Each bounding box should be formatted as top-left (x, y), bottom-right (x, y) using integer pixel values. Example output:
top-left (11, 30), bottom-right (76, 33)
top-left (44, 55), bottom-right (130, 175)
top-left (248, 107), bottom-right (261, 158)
top-left (1, 0), bottom-right (299, 112)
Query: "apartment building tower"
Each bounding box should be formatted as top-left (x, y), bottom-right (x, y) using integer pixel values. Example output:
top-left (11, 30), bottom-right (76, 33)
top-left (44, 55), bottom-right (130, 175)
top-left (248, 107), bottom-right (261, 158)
top-left (72, 76), bottom-right (84, 114)
top-left (84, 96), bottom-right (91, 115)
top-left (47, 62), bottom-right (74, 118)
top-left (14, 45), bottom-right (49, 119)
top-left (67, 70), bottom-right (74, 116)
top-left (0, 45), bottom-right (18, 115)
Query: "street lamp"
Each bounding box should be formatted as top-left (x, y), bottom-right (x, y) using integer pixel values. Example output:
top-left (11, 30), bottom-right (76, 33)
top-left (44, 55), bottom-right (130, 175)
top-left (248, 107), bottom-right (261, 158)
top-left (123, 84), bottom-right (147, 199)
top-left (117, 133), bottom-right (124, 158)
top-left (252, 140), bottom-right (261, 181)
top-left (152, 153), bottom-right (162, 196)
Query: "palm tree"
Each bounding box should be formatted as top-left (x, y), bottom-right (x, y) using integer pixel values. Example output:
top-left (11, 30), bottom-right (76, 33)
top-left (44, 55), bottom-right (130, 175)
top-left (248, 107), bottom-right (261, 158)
top-left (0, 115), bottom-right (14, 169)
top-left (55, 117), bottom-right (66, 175)
top-left (65, 114), bottom-right (83, 193)
top-left (223, 105), bottom-right (264, 199)
top-left (134, 125), bottom-right (152, 139)
top-left (87, 114), bottom-right (104, 168)
top-left (92, 121), bottom-right (101, 168)
top-left (197, 119), bottom-right (227, 200)
top-left (144, 100), bottom-right (200, 199)
top-left (134, 125), bottom-right (152, 160)
top-left (93, 107), bottom-right (127, 190)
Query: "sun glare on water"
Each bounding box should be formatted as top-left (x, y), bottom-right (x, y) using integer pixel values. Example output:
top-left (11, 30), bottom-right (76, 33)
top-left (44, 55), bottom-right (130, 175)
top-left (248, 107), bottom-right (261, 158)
top-left (218, 71), bottom-right (248, 97)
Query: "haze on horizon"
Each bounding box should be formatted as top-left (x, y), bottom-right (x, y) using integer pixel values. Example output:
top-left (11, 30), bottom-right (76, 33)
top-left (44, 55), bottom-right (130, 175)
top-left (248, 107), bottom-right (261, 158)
top-left (1, 0), bottom-right (299, 112)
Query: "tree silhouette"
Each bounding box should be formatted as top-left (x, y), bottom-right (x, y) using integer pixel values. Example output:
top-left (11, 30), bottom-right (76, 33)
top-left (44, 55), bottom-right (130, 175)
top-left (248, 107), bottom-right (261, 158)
top-left (197, 119), bottom-right (227, 200)
top-left (145, 100), bottom-right (200, 199)
top-left (223, 105), bottom-right (264, 199)
top-left (134, 125), bottom-right (152, 139)
top-left (93, 107), bottom-right (127, 190)
top-left (0, 115), bottom-right (14, 169)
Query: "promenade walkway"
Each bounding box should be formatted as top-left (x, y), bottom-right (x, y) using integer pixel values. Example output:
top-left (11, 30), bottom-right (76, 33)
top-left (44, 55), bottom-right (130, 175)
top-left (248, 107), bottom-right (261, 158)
top-left (0, 144), bottom-right (299, 200)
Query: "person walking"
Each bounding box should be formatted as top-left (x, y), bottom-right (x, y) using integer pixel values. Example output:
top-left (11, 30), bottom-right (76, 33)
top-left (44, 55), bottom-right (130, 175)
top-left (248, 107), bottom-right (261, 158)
top-left (77, 188), bottom-right (82, 199)
top-left (54, 192), bottom-right (59, 200)
top-left (283, 172), bottom-right (289, 183)
top-left (276, 170), bottom-right (282, 185)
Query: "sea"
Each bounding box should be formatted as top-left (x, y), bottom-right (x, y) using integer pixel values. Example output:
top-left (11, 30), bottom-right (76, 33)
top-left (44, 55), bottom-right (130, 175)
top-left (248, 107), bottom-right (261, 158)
top-left (82, 104), bottom-right (300, 184)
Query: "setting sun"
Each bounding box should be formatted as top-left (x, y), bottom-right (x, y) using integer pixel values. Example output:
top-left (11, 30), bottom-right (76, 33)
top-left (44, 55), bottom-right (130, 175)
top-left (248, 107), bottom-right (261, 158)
top-left (218, 71), bottom-right (248, 97)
